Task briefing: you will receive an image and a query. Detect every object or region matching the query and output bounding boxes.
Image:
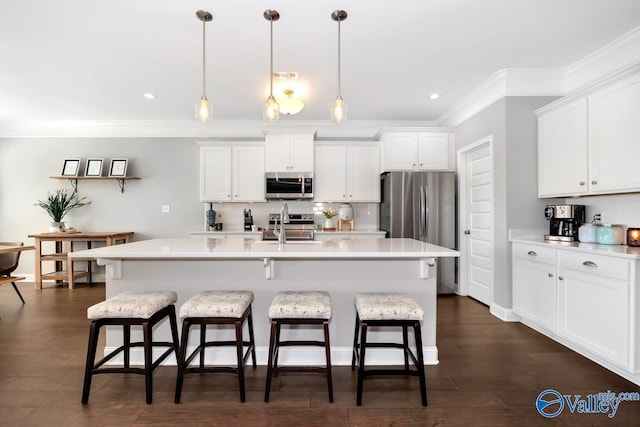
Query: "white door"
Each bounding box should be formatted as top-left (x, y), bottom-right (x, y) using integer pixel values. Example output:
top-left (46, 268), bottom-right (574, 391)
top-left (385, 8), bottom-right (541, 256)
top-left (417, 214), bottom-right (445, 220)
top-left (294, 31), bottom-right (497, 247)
top-left (458, 137), bottom-right (493, 306)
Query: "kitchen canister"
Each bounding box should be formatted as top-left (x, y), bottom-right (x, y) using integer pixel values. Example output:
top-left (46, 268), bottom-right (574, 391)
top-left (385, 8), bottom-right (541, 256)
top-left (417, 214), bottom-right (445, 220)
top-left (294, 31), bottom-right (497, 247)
top-left (338, 203), bottom-right (354, 220)
top-left (596, 224), bottom-right (624, 245)
top-left (578, 223), bottom-right (598, 243)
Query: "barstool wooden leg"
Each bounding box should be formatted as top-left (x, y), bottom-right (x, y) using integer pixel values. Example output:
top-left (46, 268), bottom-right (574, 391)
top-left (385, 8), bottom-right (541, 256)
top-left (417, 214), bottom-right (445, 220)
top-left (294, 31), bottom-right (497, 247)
top-left (323, 320), bottom-right (334, 403)
top-left (356, 321), bottom-right (368, 407)
top-left (123, 325), bottom-right (131, 368)
top-left (168, 305), bottom-right (180, 361)
top-left (247, 307), bottom-right (257, 368)
top-left (273, 321), bottom-right (282, 369)
top-left (235, 319), bottom-right (246, 402)
top-left (199, 324), bottom-right (206, 369)
top-left (351, 313), bottom-right (360, 370)
top-left (414, 322), bottom-right (427, 406)
top-left (81, 321), bottom-right (100, 404)
top-left (264, 321), bottom-right (278, 402)
top-left (174, 320), bottom-right (191, 404)
top-left (402, 324), bottom-right (409, 370)
top-left (143, 320), bottom-right (153, 404)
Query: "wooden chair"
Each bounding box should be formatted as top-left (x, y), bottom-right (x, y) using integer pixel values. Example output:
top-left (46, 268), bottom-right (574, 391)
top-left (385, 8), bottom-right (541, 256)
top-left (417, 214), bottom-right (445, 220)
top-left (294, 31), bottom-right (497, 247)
top-left (0, 241), bottom-right (26, 304)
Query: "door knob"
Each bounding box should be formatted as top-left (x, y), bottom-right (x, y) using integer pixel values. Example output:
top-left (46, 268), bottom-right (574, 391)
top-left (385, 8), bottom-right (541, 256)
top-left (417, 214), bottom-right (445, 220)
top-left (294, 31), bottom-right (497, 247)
top-left (548, 273), bottom-right (553, 277)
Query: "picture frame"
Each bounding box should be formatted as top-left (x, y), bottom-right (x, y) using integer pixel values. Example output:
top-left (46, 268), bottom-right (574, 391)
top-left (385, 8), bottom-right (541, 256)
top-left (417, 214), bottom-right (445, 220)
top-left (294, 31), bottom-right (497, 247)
top-left (109, 158), bottom-right (128, 177)
top-left (61, 158), bottom-right (81, 177)
top-left (85, 158), bottom-right (104, 177)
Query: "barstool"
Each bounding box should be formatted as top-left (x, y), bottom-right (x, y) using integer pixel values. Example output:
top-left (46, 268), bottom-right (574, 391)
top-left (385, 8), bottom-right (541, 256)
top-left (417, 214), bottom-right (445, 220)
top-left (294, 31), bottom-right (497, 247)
top-left (264, 291), bottom-right (333, 403)
top-left (351, 292), bottom-right (427, 406)
top-left (82, 291), bottom-right (179, 405)
top-left (174, 290), bottom-right (256, 403)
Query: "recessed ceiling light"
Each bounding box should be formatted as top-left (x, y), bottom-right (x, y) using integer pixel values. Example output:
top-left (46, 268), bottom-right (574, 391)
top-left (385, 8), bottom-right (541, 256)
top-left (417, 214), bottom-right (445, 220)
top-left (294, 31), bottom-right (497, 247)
top-left (429, 93), bottom-right (440, 100)
top-left (143, 93), bottom-right (156, 99)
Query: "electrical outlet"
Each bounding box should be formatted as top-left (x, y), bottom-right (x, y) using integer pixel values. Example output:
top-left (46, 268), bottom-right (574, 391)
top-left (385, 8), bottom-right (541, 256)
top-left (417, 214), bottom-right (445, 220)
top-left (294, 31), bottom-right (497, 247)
top-left (161, 205), bottom-right (170, 213)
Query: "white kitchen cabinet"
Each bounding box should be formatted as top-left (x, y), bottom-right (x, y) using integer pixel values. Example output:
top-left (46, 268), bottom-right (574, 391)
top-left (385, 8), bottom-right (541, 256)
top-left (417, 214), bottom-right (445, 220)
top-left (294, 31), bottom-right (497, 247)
top-left (381, 131), bottom-right (454, 172)
top-left (588, 72), bottom-right (640, 194)
top-left (557, 251), bottom-right (631, 369)
top-left (537, 98), bottom-right (589, 197)
top-left (537, 71), bottom-right (640, 197)
top-left (512, 243), bottom-right (558, 333)
top-left (264, 133), bottom-right (315, 172)
top-left (200, 143), bottom-right (265, 202)
top-left (314, 144), bottom-right (380, 202)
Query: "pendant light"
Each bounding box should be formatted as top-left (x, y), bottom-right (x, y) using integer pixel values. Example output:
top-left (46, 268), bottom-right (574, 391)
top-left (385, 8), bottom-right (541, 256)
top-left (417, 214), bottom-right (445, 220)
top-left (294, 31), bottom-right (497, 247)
top-left (331, 10), bottom-right (348, 123)
top-left (263, 10), bottom-right (280, 122)
top-left (195, 10), bottom-right (213, 123)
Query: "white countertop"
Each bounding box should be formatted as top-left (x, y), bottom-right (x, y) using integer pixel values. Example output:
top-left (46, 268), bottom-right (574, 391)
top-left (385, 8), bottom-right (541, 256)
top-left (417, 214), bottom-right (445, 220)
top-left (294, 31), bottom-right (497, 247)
top-left (510, 236), bottom-right (640, 260)
top-left (70, 237), bottom-right (459, 260)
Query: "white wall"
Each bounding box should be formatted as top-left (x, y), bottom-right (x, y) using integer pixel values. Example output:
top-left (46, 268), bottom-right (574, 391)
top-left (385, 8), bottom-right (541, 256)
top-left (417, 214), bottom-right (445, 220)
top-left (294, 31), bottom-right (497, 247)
top-left (566, 193), bottom-right (640, 230)
top-left (454, 96), bottom-right (561, 310)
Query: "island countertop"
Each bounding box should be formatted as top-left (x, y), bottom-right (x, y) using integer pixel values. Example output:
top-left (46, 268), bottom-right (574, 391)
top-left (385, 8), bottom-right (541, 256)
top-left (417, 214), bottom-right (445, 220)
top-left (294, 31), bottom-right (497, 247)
top-left (69, 237), bottom-right (460, 260)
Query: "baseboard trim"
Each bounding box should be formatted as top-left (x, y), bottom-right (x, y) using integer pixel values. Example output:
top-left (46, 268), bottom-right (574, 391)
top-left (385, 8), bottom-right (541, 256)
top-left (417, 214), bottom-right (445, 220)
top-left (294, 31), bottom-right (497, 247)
top-left (490, 303), bottom-right (521, 322)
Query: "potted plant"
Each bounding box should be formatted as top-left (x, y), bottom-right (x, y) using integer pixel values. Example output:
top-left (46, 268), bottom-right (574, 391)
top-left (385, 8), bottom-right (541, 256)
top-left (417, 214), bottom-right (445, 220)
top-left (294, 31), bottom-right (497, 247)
top-left (35, 189), bottom-right (90, 232)
top-left (322, 207), bottom-right (338, 230)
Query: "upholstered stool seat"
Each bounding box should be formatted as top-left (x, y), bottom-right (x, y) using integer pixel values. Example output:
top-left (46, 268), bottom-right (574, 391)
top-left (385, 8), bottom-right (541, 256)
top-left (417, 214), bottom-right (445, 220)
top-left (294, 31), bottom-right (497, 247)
top-left (352, 292), bottom-right (427, 406)
top-left (265, 291), bottom-right (333, 403)
top-left (174, 291), bottom-right (256, 403)
top-left (82, 291), bottom-right (179, 405)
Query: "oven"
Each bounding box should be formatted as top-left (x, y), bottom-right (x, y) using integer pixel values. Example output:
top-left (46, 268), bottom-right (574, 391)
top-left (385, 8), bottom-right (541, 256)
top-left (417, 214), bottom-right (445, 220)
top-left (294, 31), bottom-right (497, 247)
top-left (262, 213), bottom-right (315, 241)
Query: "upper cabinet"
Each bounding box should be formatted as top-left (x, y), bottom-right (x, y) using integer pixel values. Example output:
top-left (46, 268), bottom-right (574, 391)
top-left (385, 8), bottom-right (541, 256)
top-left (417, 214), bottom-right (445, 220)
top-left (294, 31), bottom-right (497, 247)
top-left (537, 71), bottom-right (640, 198)
top-left (381, 130), bottom-right (454, 172)
top-left (200, 143), bottom-right (265, 203)
top-left (264, 132), bottom-right (315, 172)
top-left (314, 143), bottom-right (380, 202)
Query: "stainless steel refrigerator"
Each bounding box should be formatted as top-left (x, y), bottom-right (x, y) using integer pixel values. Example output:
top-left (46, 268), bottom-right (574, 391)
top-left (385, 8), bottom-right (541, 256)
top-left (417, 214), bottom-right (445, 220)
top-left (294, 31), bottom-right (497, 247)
top-left (379, 171), bottom-right (457, 294)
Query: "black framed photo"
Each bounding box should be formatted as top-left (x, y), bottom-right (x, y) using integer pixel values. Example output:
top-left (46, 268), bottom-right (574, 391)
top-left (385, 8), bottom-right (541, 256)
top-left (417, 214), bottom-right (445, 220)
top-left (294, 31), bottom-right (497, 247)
top-left (61, 159), bottom-right (81, 176)
top-left (85, 158), bottom-right (104, 177)
top-left (109, 158), bottom-right (128, 177)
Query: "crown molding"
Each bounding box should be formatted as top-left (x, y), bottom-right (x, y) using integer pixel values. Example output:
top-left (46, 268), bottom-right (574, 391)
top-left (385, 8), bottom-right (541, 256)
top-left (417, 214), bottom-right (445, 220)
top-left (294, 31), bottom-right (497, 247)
top-left (436, 68), bottom-right (566, 127)
top-left (565, 26), bottom-right (640, 93)
top-left (438, 25), bottom-right (640, 127)
top-left (0, 119), bottom-right (436, 139)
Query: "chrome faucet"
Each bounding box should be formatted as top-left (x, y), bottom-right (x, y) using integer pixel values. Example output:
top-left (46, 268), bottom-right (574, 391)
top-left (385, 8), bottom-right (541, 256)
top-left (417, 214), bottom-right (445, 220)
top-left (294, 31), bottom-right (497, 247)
top-left (274, 202), bottom-right (290, 244)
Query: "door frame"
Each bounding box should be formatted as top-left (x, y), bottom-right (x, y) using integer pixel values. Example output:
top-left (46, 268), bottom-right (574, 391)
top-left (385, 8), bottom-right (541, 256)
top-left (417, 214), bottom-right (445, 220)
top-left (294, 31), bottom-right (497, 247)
top-left (456, 135), bottom-right (494, 303)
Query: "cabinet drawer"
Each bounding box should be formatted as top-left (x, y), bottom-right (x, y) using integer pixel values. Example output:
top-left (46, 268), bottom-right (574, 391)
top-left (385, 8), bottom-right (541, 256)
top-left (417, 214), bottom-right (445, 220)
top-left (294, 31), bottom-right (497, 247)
top-left (512, 243), bottom-right (556, 265)
top-left (558, 251), bottom-right (630, 281)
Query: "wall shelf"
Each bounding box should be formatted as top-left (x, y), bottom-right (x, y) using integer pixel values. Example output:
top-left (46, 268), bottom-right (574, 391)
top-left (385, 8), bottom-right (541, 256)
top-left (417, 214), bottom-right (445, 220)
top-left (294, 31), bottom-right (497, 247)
top-left (49, 176), bottom-right (141, 193)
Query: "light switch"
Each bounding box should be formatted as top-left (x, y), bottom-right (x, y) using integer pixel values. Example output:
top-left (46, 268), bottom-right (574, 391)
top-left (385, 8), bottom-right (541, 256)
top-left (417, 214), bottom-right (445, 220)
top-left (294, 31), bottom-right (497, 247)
top-left (161, 205), bottom-right (171, 213)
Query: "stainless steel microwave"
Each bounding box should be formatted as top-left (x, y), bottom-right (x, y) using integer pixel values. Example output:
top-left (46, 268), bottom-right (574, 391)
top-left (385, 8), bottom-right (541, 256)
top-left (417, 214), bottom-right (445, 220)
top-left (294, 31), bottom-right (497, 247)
top-left (265, 172), bottom-right (313, 200)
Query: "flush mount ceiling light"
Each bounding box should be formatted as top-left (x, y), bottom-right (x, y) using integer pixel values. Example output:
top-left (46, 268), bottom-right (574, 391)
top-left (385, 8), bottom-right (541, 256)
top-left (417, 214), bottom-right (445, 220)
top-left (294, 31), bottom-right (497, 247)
top-left (263, 9), bottom-right (280, 122)
top-left (195, 10), bottom-right (213, 123)
top-left (331, 10), bottom-right (348, 123)
top-left (429, 93), bottom-right (441, 100)
top-left (278, 89), bottom-right (304, 115)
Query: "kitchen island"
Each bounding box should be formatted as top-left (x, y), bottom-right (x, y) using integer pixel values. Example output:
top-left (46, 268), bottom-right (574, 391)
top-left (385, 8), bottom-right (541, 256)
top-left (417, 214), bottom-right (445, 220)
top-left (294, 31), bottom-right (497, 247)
top-left (70, 237), bottom-right (459, 366)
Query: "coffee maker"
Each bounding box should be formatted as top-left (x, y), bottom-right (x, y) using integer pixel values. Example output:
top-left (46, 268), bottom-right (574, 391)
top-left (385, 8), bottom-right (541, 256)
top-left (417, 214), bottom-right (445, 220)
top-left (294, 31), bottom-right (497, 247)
top-left (544, 204), bottom-right (585, 242)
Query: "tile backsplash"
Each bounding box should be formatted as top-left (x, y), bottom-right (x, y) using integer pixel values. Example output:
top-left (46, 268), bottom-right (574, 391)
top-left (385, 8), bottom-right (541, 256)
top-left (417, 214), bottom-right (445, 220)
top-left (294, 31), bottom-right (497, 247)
top-left (566, 193), bottom-right (640, 228)
top-left (201, 201), bottom-right (379, 231)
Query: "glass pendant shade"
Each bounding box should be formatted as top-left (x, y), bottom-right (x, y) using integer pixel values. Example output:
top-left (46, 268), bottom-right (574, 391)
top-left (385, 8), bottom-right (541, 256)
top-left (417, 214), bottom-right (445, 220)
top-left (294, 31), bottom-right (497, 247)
top-left (279, 89), bottom-right (304, 115)
top-left (265, 95), bottom-right (280, 122)
top-left (331, 96), bottom-right (346, 123)
top-left (197, 96), bottom-right (212, 123)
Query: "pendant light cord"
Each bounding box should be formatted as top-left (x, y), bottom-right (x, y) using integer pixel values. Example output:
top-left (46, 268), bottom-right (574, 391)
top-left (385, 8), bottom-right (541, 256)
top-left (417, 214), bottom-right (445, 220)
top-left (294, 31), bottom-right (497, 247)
top-left (337, 18), bottom-right (341, 97)
top-left (269, 17), bottom-right (274, 97)
top-left (202, 18), bottom-right (206, 96)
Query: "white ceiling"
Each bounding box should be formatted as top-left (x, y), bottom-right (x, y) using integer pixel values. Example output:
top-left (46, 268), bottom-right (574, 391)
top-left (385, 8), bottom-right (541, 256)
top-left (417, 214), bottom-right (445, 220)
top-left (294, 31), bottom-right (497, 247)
top-left (1, 0), bottom-right (640, 126)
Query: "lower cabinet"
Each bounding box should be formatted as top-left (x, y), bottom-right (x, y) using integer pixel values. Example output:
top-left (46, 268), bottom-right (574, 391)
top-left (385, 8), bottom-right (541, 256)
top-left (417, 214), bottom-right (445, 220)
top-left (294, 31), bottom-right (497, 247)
top-left (512, 244), bottom-right (557, 332)
top-left (512, 242), bottom-right (636, 373)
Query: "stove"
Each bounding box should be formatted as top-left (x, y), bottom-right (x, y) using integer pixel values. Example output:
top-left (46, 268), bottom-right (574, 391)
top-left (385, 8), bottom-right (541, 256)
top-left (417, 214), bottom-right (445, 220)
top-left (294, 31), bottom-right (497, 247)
top-left (262, 213), bottom-right (315, 241)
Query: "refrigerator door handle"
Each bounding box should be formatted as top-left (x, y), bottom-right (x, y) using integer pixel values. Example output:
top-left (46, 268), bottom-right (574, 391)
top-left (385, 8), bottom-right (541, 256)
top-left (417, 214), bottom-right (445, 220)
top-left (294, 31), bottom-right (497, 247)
top-left (423, 185), bottom-right (429, 241)
top-left (418, 185), bottom-right (424, 238)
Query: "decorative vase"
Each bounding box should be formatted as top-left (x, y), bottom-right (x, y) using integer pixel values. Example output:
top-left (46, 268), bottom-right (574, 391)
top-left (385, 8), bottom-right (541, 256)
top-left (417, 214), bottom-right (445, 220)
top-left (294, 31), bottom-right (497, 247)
top-left (49, 222), bottom-right (65, 232)
top-left (324, 218), bottom-right (334, 229)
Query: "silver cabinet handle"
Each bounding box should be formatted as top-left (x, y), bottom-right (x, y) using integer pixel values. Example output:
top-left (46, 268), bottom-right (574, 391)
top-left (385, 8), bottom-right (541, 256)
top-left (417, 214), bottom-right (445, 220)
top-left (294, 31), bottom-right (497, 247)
top-left (582, 260), bottom-right (598, 267)
top-left (559, 276), bottom-right (564, 281)
top-left (527, 250), bottom-right (537, 256)
top-left (548, 273), bottom-right (553, 278)
top-left (591, 180), bottom-right (597, 185)
top-left (579, 181), bottom-right (585, 186)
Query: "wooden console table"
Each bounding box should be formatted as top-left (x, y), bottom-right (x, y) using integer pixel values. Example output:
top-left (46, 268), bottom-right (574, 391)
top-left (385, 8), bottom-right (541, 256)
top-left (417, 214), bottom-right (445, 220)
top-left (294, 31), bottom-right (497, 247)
top-left (28, 232), bottom-right (133, 289)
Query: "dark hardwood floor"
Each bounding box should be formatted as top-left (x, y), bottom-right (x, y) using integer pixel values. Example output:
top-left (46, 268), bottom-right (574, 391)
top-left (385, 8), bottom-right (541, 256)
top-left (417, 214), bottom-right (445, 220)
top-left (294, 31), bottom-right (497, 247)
top-left (1, 282), bottom-right (639, 426)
